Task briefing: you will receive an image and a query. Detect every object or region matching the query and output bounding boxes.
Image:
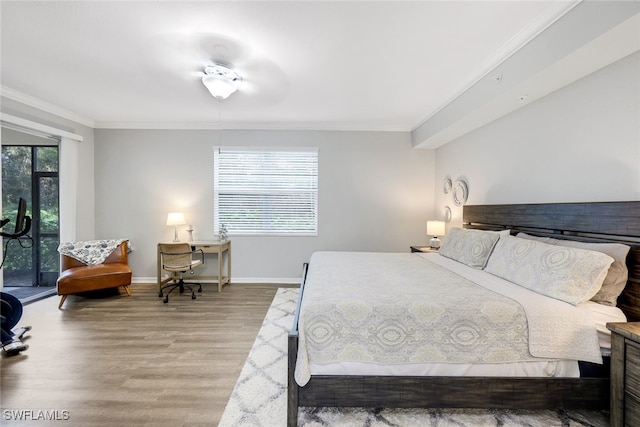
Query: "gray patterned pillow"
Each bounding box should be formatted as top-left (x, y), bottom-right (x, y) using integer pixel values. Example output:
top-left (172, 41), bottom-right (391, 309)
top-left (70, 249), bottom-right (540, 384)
top-left (517, 233), bottom-right (630, 306)
top-left (485, 235), bottom-right (614, 305)
top-left (439, 228), bottom-right (500, 269)
top-left (514, 232), bottom-right (554, 244)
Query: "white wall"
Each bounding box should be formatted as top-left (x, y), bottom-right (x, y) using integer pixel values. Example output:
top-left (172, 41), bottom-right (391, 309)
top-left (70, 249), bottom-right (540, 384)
top-left (94, 129), bottom-right (435, 281)
top-left (434, 51), bottom-right (640, 227)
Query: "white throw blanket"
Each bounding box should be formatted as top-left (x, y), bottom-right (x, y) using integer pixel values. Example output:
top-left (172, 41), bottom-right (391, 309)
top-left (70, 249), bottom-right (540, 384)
top-left (57, 239), bottom-right (128, 265)
top-left (295, 251), bottom-right (603, 386)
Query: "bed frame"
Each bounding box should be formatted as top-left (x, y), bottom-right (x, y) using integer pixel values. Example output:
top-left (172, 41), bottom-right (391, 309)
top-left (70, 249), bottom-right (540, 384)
top-left (287, 201), bottom-right (640, 426)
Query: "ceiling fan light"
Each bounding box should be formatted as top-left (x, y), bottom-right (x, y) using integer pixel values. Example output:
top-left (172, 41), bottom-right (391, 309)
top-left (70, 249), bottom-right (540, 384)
top-left (202, 63), bottom-right (243, 100)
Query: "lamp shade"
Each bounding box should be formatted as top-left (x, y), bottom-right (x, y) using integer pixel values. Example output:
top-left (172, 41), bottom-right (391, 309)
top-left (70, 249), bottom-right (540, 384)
top-left (426, 220), bottom-right (445, 237)
top-left (166, 212), bottom-right (186, 226)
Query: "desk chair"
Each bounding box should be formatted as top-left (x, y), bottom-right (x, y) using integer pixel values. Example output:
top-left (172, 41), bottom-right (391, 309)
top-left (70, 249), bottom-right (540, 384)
top-left (158, 243), bottom-right (204, 303)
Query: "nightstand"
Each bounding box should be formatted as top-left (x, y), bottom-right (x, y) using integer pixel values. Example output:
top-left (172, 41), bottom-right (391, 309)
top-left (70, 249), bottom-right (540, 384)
top-left (607, 322), bottom-right (640, 427)
top-left (410, 246), bottom-right (439, 253)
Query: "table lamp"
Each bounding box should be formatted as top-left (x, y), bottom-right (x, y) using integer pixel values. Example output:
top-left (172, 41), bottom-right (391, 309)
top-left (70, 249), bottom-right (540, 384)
top-left (166, 212), bottom-right (186, 242)
top-left (426, 220), bottom-right (446, 249)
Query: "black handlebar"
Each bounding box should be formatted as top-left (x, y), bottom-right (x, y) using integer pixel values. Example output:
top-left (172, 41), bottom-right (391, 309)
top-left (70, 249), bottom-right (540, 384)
top-left (0, 216), bottom-right (31, 239)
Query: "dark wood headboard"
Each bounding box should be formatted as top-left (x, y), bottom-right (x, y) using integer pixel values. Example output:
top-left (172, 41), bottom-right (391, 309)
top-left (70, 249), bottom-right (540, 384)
top-left (463, 201), bottom-right (640, 321)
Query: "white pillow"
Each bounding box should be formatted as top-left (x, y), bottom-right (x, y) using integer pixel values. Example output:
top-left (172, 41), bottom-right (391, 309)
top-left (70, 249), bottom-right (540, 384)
top-left (439, 228), bottom-right (500, 269)
top-left (514, 232), bottom-right (554, 244)
top-left (485, 235), bottom-right (614, 305)
top-left (517, 233), bottom-right (630, 306)
top-left (495, 229), bottom-right (511, 238)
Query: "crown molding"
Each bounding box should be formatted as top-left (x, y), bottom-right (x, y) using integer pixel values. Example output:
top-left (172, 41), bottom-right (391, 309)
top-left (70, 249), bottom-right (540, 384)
top-left (93, 121), bottom-right (410, 132)
top-left (0, 85), bottom-right (409, 132)
top-left (1, 85), bottom-right (95, 128)
top-left (0, 113), bottom-right (83, 142)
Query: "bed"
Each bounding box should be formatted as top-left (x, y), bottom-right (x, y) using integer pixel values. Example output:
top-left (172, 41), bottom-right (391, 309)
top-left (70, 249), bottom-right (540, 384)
top-left (287, 201), bottom-right (640, 426)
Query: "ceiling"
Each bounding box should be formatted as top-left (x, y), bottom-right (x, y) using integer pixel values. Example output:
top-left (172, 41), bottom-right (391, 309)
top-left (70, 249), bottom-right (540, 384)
top-left (1, 1), bottom-right (638, 147)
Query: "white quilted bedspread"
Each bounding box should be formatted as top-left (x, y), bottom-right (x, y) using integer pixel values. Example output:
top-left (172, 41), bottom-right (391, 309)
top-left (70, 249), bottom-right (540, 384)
top-left (294, 251), bottom-right (602, 386)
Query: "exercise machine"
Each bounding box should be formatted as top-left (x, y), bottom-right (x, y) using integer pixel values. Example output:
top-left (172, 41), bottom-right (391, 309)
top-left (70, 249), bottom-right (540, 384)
top-left (1, 198), bottom-right (33, 356)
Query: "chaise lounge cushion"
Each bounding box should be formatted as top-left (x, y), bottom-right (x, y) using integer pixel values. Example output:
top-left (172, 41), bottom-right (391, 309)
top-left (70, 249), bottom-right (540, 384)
top-left (57, 263), bottom-right (132, 294)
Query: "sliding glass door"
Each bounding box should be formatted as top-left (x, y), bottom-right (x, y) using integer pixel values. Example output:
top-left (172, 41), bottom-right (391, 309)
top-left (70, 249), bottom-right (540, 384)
top-left (2, 143), bottom-right (59, 300)
top-left (34, 147), bottom-right (60, 286)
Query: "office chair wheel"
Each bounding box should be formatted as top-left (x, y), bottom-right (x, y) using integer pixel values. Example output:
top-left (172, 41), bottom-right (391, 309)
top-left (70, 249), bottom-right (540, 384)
top-left (163, 296), bottom-right (169, 303)
top-left (191, 293), bottom-right (196, 300)
top-left (198, 287), bottom-right (202, 293)
top-left (159, 291), bottom-right (163, 298)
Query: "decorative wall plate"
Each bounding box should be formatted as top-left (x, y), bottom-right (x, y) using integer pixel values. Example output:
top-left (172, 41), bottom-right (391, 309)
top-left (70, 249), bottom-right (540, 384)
top-left (443, 205), bottom-right (452, 223)
top-left (453, 180), bottom-right (468, 206)
top-left (443, 177), bottom-right (452, 194)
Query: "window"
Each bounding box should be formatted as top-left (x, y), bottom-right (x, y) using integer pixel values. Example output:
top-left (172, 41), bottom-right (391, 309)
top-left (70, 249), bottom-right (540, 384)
top-left (213, 147), bottom-right (318, 236)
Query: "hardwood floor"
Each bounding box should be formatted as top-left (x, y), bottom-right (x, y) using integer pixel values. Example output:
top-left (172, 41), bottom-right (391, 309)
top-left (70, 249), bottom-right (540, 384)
top-left (1, 283), bottom-right (293, 426)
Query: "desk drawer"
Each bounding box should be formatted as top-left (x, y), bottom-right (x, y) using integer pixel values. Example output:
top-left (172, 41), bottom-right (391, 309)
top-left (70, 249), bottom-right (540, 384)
top-left (192, 242), bottom-right (229, 253)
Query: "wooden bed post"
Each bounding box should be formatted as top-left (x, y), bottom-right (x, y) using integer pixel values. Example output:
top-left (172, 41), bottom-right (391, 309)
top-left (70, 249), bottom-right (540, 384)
top-left (288, 262), bottom-right (308, 427)
top-left (287, 332), bottom-right (299, 427)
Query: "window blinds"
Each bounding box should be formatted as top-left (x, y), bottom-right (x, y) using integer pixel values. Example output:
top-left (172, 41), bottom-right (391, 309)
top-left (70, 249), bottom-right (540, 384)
top-left (213, 147), bottom-right (318, 236)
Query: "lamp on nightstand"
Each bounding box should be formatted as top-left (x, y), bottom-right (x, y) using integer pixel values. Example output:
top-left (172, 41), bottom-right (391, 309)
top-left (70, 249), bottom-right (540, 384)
top-left (166, 212), bottom-right (186, 242)
top-left (426, 220), bottom-right (445, 249)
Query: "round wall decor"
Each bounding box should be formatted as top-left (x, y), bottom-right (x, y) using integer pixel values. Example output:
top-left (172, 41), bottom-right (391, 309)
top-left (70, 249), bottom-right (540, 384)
top-left (452, 180), bottom-right (468, 206)
top-left (443, 205), bottom-right (452, 223)
top-left (443, 177), bottom-right (452, 194)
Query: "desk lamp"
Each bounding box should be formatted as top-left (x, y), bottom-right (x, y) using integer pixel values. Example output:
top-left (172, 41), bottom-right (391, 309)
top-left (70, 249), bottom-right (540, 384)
top-left (166, 212), bottom-right (186, 242)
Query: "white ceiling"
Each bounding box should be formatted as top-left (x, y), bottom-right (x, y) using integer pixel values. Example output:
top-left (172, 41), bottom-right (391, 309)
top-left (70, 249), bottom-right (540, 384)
top-left (1, 1), bottom-right (638, 146)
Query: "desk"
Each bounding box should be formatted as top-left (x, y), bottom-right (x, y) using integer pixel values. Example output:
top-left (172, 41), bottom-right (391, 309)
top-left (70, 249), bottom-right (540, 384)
top-left (157, 240), bottom-right (231, 293)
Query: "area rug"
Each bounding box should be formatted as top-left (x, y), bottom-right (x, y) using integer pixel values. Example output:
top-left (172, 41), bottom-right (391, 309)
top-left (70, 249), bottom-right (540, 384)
top-left (218, 288), bottom-right (610, 427)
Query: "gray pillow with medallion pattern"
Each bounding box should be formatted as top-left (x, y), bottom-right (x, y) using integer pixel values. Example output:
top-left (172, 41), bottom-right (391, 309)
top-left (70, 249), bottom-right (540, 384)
top-left (439, 227), bottom-right (500, 269)
top-left (485, 235), bottom-right (614, 305)
top-left (514, 232), bottom-right (554, 245)
top-left (517, 233), bottom-right (630, 307)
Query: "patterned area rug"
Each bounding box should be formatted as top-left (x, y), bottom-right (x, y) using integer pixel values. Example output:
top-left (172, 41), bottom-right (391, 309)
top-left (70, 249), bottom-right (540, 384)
top-left (218, 288), bottom-right (610, 427)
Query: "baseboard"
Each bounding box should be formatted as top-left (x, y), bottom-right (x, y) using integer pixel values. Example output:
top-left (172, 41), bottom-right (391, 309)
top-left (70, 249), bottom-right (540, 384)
top-left (132, 276), bottom-right (300, 285)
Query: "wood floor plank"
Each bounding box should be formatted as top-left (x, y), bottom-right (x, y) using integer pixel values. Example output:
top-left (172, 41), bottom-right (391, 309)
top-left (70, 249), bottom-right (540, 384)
top-left (1, 283), bottom-right (291, 426)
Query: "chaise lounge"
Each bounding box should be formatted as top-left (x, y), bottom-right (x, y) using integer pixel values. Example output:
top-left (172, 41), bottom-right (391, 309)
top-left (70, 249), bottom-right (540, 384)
top-left (56, 240), bottom-right (132, 309)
